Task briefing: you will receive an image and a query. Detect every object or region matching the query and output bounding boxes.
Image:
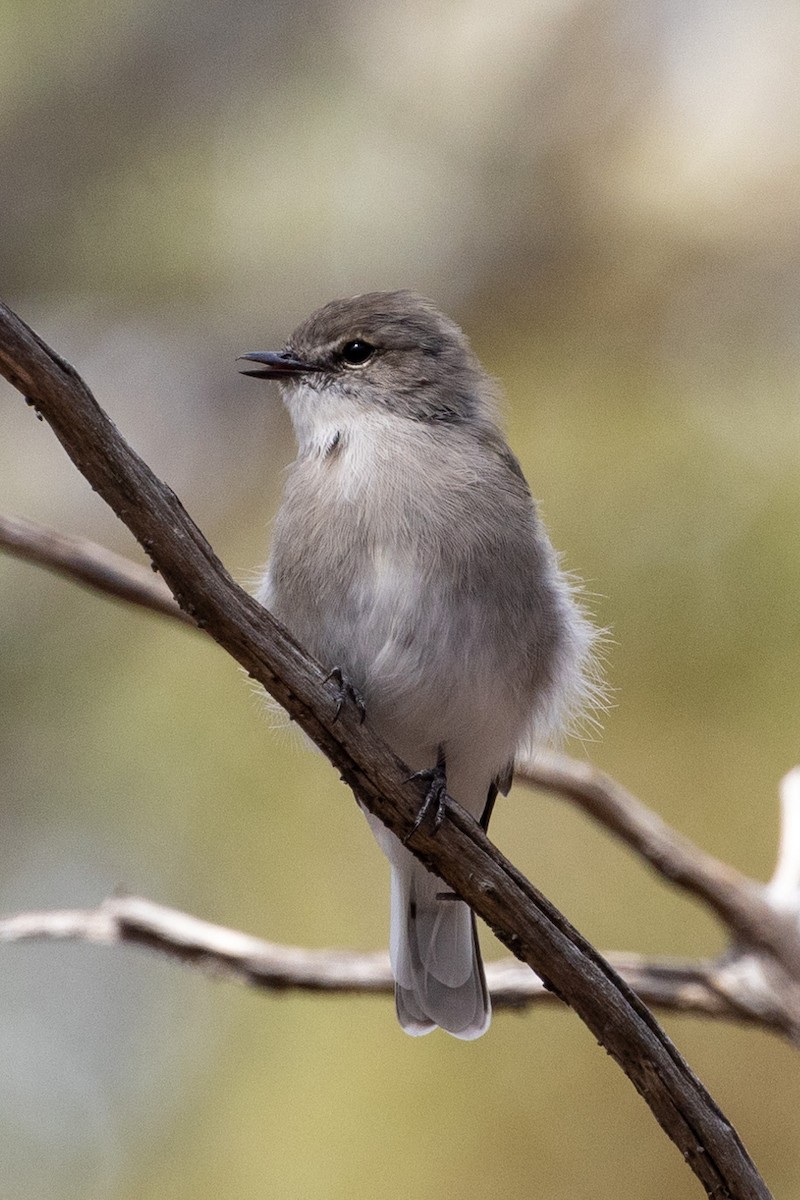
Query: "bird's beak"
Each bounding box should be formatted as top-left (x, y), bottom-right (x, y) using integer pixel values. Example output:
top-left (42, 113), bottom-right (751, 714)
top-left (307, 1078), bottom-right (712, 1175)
top-left (238, 351), bottom-right (316, 379)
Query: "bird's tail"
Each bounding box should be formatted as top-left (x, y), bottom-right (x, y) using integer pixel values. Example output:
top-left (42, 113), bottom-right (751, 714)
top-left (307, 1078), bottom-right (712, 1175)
top-left (390, 861), bottom-right (491, 1040)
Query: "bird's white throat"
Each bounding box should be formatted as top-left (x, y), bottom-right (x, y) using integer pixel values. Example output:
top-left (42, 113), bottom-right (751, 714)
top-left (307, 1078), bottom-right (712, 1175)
top-left (283, 382), bottom-right (403, 473)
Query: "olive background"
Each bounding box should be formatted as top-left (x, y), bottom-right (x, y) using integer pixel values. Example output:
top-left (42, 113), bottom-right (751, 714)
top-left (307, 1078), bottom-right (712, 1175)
top-left (1, 3), bottom-right (800, 1197)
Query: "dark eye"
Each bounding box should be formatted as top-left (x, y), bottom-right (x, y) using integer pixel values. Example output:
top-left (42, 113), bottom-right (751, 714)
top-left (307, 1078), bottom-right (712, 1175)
top-left (340, 339), bottom-right (375, 366)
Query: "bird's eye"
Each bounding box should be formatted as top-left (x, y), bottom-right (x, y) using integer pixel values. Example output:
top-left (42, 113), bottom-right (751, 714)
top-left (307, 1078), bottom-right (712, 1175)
top-left (340, 340), bottom-right (375, 366)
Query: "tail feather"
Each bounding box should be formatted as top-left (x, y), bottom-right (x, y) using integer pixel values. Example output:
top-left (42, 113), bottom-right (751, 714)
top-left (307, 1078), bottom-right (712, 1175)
top-left (390, 864), bottom-right (491, 1040)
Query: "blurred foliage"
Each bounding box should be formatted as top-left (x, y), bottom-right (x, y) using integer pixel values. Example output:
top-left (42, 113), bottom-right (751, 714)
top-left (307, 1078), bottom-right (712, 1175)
top-left (2, 1), bottom-right (800, 1197)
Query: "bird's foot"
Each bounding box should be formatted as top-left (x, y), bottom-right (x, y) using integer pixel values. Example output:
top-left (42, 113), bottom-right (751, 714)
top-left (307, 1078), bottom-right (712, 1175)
top-left (324, 667), bottom-right (366, 724)
top-left (403, 747), bottom-right (448, 844)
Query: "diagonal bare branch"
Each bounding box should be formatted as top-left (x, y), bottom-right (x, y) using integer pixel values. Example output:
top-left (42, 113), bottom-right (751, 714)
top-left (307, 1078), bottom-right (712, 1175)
top-left (0, 298), bottom-right (772, 1200)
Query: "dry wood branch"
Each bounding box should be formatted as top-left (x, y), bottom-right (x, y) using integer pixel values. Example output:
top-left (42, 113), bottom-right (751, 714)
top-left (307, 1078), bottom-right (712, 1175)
top-left (0, 299), bottom-right (771, 1200)
top-left (517, 752), bottom-right (800, 972)
top-left (0, 511), bottom-right (189, 621)
top-left (0, 894), bottom-right (774, 1027)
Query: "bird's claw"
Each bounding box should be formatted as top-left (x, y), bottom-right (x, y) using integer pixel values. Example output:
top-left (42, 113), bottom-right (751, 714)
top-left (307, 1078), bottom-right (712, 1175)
top-left (324, 667), bottom-right (366, 724)
top-left (403, 755), bottom-right (448, 844)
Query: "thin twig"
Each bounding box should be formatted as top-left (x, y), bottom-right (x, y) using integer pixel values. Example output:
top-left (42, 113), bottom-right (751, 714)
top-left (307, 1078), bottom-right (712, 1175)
top-left (0, 299), bottom-right (772, 1200)
top-left (0, 894), bottom-right (773, 1026)
top-left (517, 751), bottom-right (800, 974)
top-left (0, 511), bottom-right (190, 622)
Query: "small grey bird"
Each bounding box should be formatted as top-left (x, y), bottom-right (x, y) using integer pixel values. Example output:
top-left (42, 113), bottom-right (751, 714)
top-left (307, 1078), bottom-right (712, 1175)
top-left (240, 291), bottom-right (598, 1040)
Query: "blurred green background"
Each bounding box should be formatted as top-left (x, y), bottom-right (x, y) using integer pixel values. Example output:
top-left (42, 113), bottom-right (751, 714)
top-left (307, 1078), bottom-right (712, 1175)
top-left (2, 1), bottom-right (800, 1196)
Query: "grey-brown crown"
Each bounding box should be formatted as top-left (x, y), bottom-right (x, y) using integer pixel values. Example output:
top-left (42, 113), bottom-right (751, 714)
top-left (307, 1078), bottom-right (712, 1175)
top-left (242, 291), bottom-right (499, 426)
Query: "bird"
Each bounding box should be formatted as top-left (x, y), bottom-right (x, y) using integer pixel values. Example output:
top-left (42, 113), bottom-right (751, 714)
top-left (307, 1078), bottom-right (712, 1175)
top-left (239, 290), bottom-right (598, 1039)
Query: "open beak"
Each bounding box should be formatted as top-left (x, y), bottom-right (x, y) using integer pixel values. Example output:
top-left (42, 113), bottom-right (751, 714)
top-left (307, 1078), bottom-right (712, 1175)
top-left (238, 351), bottom-right (316, 379)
